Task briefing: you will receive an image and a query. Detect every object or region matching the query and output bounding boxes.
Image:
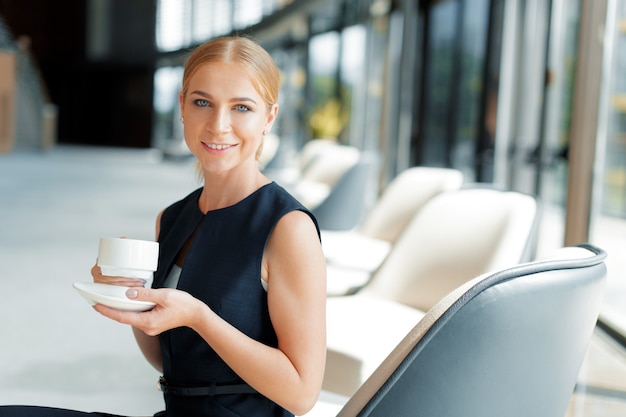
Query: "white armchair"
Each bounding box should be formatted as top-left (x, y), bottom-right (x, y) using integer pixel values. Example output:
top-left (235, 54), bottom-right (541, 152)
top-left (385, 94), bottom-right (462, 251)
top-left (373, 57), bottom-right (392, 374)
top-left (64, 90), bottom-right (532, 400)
top-left (323, 167), bottom-right (464, 295)
top-left (324, 187), bottom-right (539, 396)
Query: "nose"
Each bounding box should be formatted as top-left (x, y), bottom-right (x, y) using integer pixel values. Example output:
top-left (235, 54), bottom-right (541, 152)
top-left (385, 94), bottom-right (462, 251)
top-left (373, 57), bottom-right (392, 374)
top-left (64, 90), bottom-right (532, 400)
top-left (206, 107), bottom-right (231, 135)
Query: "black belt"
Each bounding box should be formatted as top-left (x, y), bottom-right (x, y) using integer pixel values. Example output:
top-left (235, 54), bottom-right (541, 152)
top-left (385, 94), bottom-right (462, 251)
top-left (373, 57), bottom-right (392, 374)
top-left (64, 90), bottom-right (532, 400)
top-left (158, 377), bottom-right (256, 396)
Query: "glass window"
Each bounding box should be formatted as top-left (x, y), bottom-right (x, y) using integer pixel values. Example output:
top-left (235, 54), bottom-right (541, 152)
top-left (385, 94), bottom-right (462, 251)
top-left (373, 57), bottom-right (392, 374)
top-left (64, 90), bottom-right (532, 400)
top-left (340, 26), bottom-right (366, 89)
top-left (307, 31), bottom-right (341, 140)
top-left (156, 0), bottom-right (233, 51)
top-left (192, 0), bottom-right (215, 41)
top-left (600, 5), bottom-right (626, 219)
top-left (233, 0), bottom-right (263, 29)
top-left (417, 0), bottom-right (491, 173)
top-left (340, 25), bottom-right (367, 146)
top-left (419, 0), bottom-right (459, 166)
top-left (152, 66), bottom-right (184, 149)
top-left (452, 0), bottom-right (490, 177)
top-left (211, 0), bottom-right (233, 37)
top-left (533, 0), bottom-right (580, 256)
top-left (591, 0), bottom-right (626, 328)
top-left (268, 46), bottom-right (308, 163)
top-left (156, 0), bottom-right (192, 52)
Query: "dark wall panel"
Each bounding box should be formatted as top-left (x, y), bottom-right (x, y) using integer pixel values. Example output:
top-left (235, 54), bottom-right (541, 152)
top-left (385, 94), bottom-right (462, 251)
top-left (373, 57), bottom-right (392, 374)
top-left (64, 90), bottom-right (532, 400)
top-left (0, 0), bottom-right (157, 148)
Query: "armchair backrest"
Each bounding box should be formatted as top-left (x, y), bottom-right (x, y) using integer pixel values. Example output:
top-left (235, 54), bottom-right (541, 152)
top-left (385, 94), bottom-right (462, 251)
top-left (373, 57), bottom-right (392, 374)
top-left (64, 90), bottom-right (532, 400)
top-left (300, 142), bottom-right (360, 187)
top-left (359, 167), bottom-right (463, 243)
top-left (362, 187), bottom-right (538, 311)
top-left (338, 244), bottom-right (607, 417)
top-left (312, 152), bottom-right (379, 231)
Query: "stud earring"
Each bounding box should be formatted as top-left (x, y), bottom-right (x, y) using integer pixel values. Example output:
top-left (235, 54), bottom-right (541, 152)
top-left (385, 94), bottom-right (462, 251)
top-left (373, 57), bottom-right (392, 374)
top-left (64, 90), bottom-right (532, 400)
top-left (180, 116), bottom-right (184, 124)
top-left (262, 129), bottom-right (269, 136)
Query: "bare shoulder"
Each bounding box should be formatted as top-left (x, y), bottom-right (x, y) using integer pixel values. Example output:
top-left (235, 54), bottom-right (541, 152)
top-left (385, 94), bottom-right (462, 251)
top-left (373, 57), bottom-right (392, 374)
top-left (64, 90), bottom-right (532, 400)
top-left (273, 210), bottom-right (319, 244)
top-left (263, 209), bottom-right (323, 284)
top-left (279, 209), bottom-right (317, 229)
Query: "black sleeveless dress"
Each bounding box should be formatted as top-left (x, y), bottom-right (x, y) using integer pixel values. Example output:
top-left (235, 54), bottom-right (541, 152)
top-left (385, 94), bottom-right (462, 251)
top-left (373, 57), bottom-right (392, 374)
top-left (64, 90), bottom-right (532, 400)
top-left (153, 182), bottom-right (319, 417)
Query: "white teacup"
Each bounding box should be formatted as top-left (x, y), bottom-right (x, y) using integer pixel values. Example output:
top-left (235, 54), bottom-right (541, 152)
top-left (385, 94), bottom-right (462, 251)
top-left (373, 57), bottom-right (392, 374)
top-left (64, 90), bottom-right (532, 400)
top-left (97, 237), bottom-right (159, 286)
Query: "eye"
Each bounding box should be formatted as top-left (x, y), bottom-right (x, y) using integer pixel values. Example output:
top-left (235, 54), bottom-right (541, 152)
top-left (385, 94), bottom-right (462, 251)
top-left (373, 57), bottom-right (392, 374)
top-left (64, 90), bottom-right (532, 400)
top-left (194, 99), bottom-right (209, 107)
top-left (235, 104), bottom-right (250, 112)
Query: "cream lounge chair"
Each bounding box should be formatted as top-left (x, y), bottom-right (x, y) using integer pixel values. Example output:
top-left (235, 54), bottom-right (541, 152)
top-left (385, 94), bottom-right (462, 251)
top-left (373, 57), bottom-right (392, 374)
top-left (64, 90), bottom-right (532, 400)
top-left (324, 187), bottom-right (539, 396)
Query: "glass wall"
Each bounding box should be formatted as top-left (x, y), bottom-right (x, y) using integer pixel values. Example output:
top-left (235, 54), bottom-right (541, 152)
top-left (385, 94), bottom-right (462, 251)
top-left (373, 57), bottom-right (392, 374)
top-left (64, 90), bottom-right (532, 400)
top-left (452, 0), bottom-right (491, 179)
top-left (598, 1), bottom-right (626, 219)
top-left (340, 25), bottom-right (367, 147)
top-left (419, 0), bottom-right (460, 168)
top-left (307, 31), bottom-right (342, 140)
top-left (152, 66), bottom-right (185, 155)
top-left (268, 45), bottom-right (308, 165)
top-left (411, 0), bottom-right (492, 181)
top-left (156, 0), bottom-right (233, 51)
top-left (535, 0), bottom-right (581, 255)
top-left (591, 0), bottom-right (626, 328)
top-left (305, 22), bottom-right (385, 150)
top-left (155, 0), bottom-right (290, 52)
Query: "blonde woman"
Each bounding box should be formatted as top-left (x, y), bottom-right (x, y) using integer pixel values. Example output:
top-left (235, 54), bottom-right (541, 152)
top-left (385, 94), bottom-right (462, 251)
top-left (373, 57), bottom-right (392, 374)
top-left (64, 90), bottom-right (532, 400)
top-left (1, 36), bottom-right (326, 417)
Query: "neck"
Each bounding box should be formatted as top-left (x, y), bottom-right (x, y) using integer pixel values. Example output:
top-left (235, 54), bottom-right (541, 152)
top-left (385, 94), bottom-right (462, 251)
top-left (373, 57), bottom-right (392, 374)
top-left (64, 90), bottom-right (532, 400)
top-left (198, 168), bottom-right (269, 213)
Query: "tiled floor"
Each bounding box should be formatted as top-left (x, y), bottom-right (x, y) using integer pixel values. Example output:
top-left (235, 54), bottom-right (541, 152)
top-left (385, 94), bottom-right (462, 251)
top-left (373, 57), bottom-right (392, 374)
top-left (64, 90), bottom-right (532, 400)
top-left (1, 145), bottom-right (625, 416)
top-left (566, 328), bottom-right (626, 416)
top-left (0, 146), bottom-right (196, 415)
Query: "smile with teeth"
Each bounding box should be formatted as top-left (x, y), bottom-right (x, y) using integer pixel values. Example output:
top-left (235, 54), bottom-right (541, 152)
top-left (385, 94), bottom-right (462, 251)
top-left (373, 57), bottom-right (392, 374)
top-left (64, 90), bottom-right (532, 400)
top-left (206, 143), bottom-right (234, 150)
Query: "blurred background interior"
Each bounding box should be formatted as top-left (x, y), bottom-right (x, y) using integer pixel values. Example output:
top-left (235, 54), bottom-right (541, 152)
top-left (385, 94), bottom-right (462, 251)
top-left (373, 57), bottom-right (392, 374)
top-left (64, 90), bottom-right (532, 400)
top-left (1, 0), bottom-right (625, 416)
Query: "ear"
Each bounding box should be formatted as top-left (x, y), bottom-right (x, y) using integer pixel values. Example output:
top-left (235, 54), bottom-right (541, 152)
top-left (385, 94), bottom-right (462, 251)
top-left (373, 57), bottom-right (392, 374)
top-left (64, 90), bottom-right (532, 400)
top-left (265, 103), bottom-right (279, 132)
top-left (179, 91), bottom-right (185, 114)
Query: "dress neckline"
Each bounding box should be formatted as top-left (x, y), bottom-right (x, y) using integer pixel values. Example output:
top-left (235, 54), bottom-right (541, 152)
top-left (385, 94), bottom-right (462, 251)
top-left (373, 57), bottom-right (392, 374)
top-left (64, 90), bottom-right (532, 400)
top-left (196, 181), bottom-right (274, 215)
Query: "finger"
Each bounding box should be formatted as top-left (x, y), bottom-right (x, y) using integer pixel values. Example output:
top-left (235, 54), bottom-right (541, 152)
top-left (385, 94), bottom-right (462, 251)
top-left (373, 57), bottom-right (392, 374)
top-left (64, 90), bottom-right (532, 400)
top-left (125, 288), bottom-right (179, 314)
top-left (95, 277), bottom-right (146, 286)
top-left (93, 274), bottom-right (147, 287)
top-left (125, 287), bottom-right (161, 303)
top-left (93, 303), bottom-right (140, 325)
top-left (108, 277), bottom-right (147, 287)
top-left (94, 303), bottom-right (163, 336)
top-left (125, 279), bottom-right (148, 287)
top-left (90, 263), bottom-right (101, 279)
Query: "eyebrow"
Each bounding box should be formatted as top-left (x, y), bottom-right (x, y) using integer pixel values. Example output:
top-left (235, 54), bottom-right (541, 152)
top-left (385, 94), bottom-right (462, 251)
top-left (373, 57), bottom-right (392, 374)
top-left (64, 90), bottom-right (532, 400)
top-left (189, 90), bottom-right (258, 105)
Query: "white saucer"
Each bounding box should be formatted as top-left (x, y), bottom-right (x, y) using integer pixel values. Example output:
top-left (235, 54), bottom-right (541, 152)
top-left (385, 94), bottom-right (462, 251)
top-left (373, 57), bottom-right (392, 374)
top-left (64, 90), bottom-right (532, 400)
top-left (73, 282), bottom-right (156, 312)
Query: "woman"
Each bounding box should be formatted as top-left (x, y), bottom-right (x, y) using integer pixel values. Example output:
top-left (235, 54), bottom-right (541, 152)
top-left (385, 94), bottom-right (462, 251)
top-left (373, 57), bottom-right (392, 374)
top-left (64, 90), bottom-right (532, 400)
top-left (1, 36), bottom-right (326, 417)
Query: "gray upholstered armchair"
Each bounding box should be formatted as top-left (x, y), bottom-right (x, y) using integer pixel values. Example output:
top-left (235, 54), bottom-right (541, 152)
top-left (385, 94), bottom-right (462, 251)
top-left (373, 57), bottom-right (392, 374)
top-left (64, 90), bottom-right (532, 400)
top-left (306, 244), bottom-right (607, 416)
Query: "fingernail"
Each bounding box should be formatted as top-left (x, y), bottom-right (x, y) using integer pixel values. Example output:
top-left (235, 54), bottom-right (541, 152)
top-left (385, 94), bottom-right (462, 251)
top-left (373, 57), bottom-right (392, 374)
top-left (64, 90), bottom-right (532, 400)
top-left (126, 289), bottom-right (138, 298)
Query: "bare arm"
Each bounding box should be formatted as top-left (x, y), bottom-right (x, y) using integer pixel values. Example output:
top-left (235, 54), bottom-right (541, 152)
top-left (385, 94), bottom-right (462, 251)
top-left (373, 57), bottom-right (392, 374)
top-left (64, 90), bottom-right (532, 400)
top-left (192, 210), bottom-right (327, 414)
top-left (132, 326), bottom-right (163, 373)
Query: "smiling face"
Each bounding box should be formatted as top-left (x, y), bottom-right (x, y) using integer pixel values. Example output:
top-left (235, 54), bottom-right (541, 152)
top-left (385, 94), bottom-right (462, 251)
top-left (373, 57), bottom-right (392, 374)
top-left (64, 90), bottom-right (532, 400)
top-left (180, 61), bottom-right (278, 177)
